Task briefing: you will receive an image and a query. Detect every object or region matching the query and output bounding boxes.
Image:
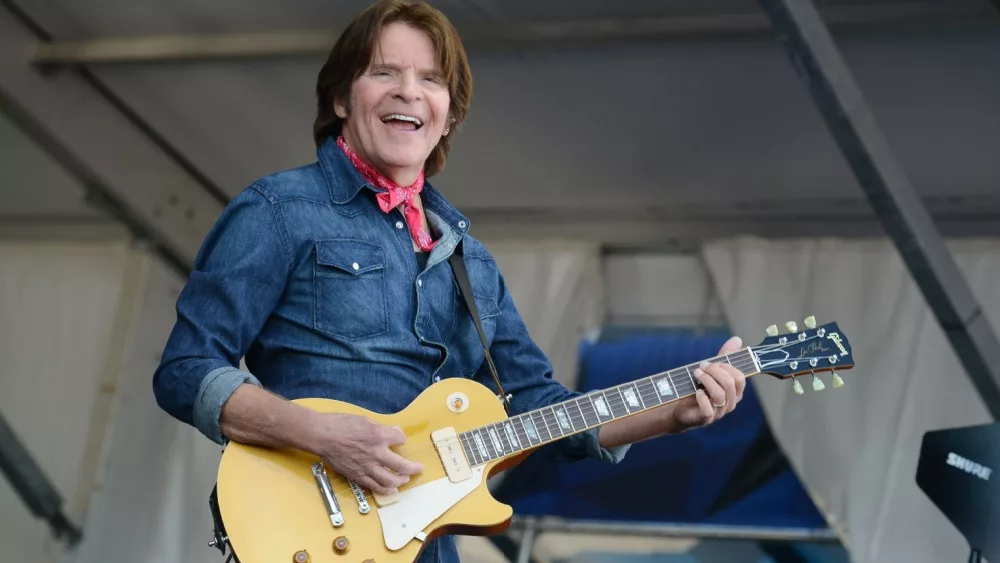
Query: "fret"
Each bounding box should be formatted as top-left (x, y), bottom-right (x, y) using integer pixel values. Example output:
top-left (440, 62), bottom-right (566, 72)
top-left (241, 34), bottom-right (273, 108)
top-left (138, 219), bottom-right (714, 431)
top-left (591, 391), bottom-right (615, 423)
top-left (475, 428), bottom-right (496, 461)
top-left (531, 410), bottom-right (553, 443)
top-left (460, 433), bottom-right (480, 466)
top-left (509, 416), bottom-right (528, 449)
top-left (684, 365), bottom-right (697, 392)
top-left (503, 420), bottom-right (522, 452)
top-left (563, 400), bottom-right (584, 432)
top-left (552, 404), bottom-right (574, 434)
top-left (607, 388), bottom-right (630, 418)
top-left (470, 429), bottom-right (489, 461)
top-left (543, 406), bottom-right (565, 437)
top-left (651, 373), bottom-right (676, 401)
top-left (519, 414), bottom-right (543, 446)
top-left (620, 382), bottom-right (644, 412)
top-left (675, 367), bottom-right (696, 396)
top-left (487, 424), bottom-right (508, 457)
top-left (636, 377), bottom-right (662, 409)
top-left (578, 395), bottom-right (601, 429)
top-left (484, 424), bottom-right (501, 457)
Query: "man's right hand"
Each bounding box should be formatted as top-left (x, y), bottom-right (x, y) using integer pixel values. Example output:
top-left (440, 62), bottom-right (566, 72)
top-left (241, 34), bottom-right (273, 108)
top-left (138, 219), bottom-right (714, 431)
top-left (311, 413), bottom-right (424, 496)
top-left (218, 385), bottom-right (423, 496)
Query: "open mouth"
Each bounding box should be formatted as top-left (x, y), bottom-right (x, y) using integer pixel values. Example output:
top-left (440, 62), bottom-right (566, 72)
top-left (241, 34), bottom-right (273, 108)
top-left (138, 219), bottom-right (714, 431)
top-left (381, 113), bottom-right (424, 132)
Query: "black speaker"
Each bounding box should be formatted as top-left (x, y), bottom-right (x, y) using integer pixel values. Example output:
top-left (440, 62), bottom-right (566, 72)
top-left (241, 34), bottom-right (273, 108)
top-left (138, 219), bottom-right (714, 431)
top-left (917, 422), bottom-right (999, 563)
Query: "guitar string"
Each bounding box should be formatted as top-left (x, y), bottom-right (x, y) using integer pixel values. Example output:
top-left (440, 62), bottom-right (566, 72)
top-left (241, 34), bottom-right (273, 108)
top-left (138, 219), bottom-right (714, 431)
top-left (309, 356), bottom-right (765, 498)
top-left (293, 345), bottom-right (845, 501)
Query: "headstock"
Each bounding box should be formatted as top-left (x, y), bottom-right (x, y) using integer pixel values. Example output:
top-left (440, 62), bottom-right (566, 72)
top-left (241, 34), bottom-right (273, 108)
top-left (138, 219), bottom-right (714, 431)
top-left (751, 316), bottom-right (855, 395)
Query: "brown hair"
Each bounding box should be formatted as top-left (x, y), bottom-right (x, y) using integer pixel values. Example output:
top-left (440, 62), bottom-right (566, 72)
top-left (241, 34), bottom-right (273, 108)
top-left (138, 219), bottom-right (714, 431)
top-left (313, 0), bottom-right (472, 177)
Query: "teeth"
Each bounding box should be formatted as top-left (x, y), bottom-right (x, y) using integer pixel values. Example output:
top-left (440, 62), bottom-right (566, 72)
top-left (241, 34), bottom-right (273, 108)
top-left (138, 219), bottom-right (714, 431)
top-left (382, 114), bottom-right (422, 126)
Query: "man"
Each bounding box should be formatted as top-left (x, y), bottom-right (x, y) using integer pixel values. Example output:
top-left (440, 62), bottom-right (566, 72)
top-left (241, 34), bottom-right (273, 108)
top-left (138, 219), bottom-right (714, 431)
top-left (153, 1), bottom-right (746, 561)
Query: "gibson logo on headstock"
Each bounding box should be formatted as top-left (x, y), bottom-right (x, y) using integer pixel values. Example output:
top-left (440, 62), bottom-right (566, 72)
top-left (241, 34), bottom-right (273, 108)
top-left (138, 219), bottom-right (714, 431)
top-left (827, 332), bottom-right (849, 356)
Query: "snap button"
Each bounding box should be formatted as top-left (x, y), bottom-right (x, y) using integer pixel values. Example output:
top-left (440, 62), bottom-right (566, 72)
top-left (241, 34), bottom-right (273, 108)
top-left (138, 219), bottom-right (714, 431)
top-left (457, 220), bottom-right (467, 229)
top-left (417, 279), bottom-right (423, 287)
top-left (395, 221), bottom-right (404, 229)
top-left (352, 262), bottom-right (359, 271)
top-left (434, 376), bottom-right (441, 382)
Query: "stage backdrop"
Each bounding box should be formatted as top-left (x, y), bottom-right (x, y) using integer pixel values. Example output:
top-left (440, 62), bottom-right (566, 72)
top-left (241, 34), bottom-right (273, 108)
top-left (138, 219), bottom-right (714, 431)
top-left (701, 237), bottom-right (999, 563)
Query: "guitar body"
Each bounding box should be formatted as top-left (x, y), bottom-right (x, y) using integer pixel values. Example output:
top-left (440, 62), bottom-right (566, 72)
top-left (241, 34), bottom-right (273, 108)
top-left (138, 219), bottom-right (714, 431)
top-left (216, 378), bottom-right (526, 563)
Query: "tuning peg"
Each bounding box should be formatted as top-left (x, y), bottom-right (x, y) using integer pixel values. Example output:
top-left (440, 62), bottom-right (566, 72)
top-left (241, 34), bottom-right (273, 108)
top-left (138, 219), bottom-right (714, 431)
top-left (766, 325), bottom-right (779, 337)
top-left (812, 374), bottom-right (825, 391)
top-left (804, 316), bottom-right (817, 329)
top-left (785, 321), bottom-right (798, 333)
top-left (792, 379), bottom-right (804, 395)
top-left (832, 373), bottom-right (845, 388)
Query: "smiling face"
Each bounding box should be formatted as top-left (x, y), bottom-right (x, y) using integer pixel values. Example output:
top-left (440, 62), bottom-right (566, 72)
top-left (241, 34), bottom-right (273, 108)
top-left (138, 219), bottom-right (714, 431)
top-left (335, 23), bottom-right (452, 186)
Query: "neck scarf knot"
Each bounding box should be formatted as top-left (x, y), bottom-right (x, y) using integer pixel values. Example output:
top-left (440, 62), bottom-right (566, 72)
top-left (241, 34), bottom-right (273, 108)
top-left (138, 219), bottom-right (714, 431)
top-left (337, 136), bottom-right (436, 252)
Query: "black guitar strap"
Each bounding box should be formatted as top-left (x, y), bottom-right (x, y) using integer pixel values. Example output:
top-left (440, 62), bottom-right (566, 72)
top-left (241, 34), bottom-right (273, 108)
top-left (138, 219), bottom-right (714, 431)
top-left (449, 253), bottom-right (512, 414)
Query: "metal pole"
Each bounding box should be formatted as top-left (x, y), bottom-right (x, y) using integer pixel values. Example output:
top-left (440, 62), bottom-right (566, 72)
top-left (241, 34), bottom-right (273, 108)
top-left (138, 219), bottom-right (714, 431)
top-left (0, 411), bottom-right (82, 546)
top-left (515, 517), bottom-right (538, 563)
top-left (757, 0), bottom-right (1000, 419)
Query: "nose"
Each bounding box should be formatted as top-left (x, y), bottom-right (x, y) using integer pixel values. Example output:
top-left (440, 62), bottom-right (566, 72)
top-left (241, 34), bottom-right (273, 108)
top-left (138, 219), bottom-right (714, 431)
top-left (394, 69), bottom-right (421, 102)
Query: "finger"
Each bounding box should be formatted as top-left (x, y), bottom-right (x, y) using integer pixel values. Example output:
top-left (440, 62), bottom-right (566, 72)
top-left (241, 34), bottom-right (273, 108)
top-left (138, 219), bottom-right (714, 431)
top-left (369, 464), bottom-right (410, 492)
top-left (732, 365), bottom-right (747, 399)
top-left (380, 424), bottom-right (408, 447)
top-left (694, 389), bottom-right (716, 423)
top-left (695, 364), bottom-right (727, 408)
top-left (375, 447), bottom-right (423, 476)
top-left (718, 336), bottom-right (743, 356)
top-left (704, 363), bottom-right (738, 414)
top-left (355, 475), bottom-right (394, 497)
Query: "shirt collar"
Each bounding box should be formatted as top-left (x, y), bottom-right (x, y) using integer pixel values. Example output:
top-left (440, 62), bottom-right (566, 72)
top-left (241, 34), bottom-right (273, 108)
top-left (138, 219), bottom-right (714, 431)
top-left (316, 135), bottom-right (472, 235)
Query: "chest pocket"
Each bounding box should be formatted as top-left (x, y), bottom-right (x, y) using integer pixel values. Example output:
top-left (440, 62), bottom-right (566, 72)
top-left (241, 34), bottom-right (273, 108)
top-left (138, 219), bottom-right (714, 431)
top-left (313, 239), bottom-right (388, 340)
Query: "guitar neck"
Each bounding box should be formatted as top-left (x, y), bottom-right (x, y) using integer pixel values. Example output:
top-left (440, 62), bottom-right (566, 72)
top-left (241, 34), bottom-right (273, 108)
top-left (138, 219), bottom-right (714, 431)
top-left (458, 348), bottom-right (761, 467)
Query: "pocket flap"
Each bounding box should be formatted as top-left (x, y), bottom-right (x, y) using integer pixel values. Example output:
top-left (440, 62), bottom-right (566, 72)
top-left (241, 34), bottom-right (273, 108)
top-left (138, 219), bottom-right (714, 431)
top-left (315, 240), bottom-right (385, 276)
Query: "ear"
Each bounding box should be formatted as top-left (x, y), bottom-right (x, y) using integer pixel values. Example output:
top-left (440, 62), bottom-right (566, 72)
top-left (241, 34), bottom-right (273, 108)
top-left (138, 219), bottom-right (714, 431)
top-left (334, 95), bottom-right (349, 120)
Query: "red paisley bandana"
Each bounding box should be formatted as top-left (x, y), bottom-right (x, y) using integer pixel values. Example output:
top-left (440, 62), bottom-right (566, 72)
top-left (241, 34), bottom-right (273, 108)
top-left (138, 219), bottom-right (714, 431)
top-left (337, 136), bottom-right (436, 252)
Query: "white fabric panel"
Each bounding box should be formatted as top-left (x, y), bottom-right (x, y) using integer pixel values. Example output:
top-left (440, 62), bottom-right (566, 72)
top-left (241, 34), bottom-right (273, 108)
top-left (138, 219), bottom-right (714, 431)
top-left (485, 241), bottom-right (605, 390)
top-left (604, 254), bottom-right (726, 327)
top-left (67, 252), bottom-right (224, 563)
top-left (701, 237), bottom-right (999, 563)
top-left (0, 239), bottom-right (132, 563)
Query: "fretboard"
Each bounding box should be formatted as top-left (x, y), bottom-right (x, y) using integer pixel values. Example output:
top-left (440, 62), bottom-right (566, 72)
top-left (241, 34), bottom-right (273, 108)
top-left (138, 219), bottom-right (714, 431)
top-left (458, 348), bottom-right (759, 466)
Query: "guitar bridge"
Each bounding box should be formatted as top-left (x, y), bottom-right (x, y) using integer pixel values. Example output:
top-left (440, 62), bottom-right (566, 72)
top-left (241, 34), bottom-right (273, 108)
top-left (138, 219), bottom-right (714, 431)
top-left (349, 480), bottom-right (371, 514)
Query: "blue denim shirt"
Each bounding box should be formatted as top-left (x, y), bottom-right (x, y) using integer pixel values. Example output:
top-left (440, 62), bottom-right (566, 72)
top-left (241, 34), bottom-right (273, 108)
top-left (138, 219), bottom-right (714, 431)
top-left (153, 137), bottom-right (628, 562)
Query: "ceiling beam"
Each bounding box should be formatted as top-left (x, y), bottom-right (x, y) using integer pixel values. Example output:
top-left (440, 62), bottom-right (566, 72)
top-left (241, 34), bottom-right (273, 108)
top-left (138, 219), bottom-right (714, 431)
top-left (0, 3), bottom-right (225, 274)
top-left (31, 1), bottom-right (995, 66)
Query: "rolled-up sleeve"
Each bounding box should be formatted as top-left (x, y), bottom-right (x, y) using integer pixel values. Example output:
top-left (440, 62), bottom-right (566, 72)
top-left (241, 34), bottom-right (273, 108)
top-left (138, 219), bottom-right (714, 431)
top-left (153, 185), bottom-right (291, 444)
top-left (475, 263), bottom-right (629, 465)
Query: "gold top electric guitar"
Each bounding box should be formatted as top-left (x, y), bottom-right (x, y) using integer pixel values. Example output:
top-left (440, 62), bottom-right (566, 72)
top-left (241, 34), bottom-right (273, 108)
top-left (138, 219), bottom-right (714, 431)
top-left (212, 317), bottom-right (855, 563)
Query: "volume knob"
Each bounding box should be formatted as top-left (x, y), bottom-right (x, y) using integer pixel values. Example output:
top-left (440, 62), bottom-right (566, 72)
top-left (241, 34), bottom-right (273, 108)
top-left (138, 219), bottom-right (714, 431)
top-left (333, 536), bottom-right (350, 554)
top-left (292, 550), bottom-right (310, 563)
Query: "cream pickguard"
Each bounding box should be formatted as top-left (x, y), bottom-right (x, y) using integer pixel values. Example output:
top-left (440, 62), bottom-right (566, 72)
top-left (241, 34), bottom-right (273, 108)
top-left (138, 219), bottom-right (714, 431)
top-left (378, 466), bottom-right (486, 550)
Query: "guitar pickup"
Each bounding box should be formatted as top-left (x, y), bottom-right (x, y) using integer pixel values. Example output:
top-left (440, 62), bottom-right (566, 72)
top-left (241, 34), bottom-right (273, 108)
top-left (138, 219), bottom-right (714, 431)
top-left (311, 462), bottom-right (344, 527)
top-left (432, 427), bottom-right (472, 483)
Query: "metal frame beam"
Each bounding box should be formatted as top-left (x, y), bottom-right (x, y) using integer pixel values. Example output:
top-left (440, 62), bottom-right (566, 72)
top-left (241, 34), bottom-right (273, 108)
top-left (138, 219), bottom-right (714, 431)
top-left (30, 1), bottom-right (993, 66)
top-left (0, 2), bottom-right (224, 275)
top-left (758, 0), bottom-right (1000, 419)
top-left (505, 516), bottom-right (841, 543)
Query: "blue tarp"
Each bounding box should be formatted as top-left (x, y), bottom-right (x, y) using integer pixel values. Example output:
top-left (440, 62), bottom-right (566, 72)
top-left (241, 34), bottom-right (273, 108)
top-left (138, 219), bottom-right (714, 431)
top-left (493, 331), bottom-right (829, 529)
